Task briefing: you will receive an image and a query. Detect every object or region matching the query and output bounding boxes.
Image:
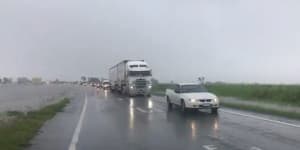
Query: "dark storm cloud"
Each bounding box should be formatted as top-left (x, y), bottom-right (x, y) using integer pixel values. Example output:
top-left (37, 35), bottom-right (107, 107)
top-left (0, 0), bottom-right (300, 83)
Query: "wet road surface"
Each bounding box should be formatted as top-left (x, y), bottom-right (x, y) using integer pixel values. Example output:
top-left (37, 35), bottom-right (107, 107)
top-left (29, 87), bottom-right (300, 150)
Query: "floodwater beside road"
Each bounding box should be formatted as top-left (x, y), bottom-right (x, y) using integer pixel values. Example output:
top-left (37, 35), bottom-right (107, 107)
top-left (0, 84), bottom-right (81, 113)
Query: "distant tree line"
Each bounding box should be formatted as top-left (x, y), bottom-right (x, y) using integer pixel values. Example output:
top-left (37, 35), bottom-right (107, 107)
top-left (0, 76), bottom-right (81, 85)
top-left (0, 77), bottom-right (44, 85)
top-left (0, 77), bottom-right (13, 84)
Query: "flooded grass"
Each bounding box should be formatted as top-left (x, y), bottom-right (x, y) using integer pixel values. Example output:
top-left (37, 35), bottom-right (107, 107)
top-left (0, 98), bottom-right (69, 150)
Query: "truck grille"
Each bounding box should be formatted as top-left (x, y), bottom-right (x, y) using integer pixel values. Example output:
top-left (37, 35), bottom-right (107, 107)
top-left (135, 79), bottom-right (147, 88)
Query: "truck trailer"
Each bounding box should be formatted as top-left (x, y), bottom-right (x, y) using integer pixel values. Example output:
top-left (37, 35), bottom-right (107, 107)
top-left (109, 60), bottom-right (152, 96)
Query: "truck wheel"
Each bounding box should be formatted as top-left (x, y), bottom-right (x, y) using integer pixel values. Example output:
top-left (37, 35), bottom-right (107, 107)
top-left (166, 97), bottom-right (172, 110)
top-left (181, 100), bottom-right (187, 113)
top-left (211, 108), bottom-right (218, 114)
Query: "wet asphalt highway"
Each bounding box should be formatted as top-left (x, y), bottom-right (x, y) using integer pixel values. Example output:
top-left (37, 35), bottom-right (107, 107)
top-left (29, 87), bottom-right (300, 150)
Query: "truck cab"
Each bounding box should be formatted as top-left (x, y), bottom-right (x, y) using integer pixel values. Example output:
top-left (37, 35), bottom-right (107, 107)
top-left (126, 61), bottom-right (152, 96)
top-left (165, 83), bottom-right (219, 113)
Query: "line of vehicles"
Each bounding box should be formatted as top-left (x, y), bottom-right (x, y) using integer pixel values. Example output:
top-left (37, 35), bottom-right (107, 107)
top-left (83, 59), bottom-right (219, 114)
top-left (80, 78), bottom-right (111, 89)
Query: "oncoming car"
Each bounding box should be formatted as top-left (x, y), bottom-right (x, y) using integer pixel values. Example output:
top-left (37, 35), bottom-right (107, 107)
top-left (165, 83), bottom-right (219, 114)
top-left (101, 80), bottom-right (111, 90)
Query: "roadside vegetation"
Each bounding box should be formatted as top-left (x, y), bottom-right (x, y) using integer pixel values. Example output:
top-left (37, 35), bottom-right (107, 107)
top-left (152, 83), bottom-right (300, 119)
top-left (221, 102), bottom-right (300, 120)
top-left (0, 98), bottom-right (70, 150)
top-left (151, 83), bottom-right (173, 96)
top-left (206, 83), bottom-right (300, 106)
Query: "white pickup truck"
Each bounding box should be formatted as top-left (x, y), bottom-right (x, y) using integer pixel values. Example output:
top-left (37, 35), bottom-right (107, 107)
top-left (165, 83), bottom-right (219, 113)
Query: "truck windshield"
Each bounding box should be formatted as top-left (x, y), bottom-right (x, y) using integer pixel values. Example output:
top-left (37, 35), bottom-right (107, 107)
top-left (128, 71), bottom-right (151, 76)
top-left (180, 85), bottom-right (207, 93)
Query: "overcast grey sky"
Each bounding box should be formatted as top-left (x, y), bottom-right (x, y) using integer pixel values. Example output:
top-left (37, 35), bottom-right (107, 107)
top-left (0, 0), bottom-right (300, 83)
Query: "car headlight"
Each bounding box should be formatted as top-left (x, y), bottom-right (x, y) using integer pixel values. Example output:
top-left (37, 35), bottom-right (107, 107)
top-left (189, 99), bottom-right (196, 103)
top-left (148, 85), bottom-right (152, 89)
top-left (214, 97), bottom-right (219, 103)
top-left (130, 86), bottom-right (134, 89)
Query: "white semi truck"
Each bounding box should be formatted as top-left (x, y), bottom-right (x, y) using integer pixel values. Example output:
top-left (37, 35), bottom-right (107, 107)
top-left (109, 60), bottom-right (152, 96)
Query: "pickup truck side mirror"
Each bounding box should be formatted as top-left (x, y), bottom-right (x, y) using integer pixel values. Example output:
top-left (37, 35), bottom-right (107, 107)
top-left (174, 89), bottom-right (180, 93)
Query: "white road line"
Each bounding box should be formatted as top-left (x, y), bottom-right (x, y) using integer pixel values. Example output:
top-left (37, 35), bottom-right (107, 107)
top-left (68, 94), bottom-right (88, 150)
top-left (250, 146), bottom-right (262, 150)
top-left (136, 107), bottom-right (148, 113)
top-left (220, 109), bottom-right (300, 128)
top-left (203, 145), bottom-right (217, 150)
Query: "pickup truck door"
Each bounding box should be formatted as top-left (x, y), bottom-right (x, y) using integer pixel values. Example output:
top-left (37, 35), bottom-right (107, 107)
top-left (168, 89), bottom-right (176, 104)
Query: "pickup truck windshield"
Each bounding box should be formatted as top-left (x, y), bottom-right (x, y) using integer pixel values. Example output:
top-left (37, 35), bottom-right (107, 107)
top-left (180, 85), bottom-right (207, 93)
top-left (128, 71), bottom-right (151, 76)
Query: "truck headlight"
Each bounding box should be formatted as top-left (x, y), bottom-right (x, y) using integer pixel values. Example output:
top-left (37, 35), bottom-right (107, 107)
top-left (189, 99), bottom-right (196, 103)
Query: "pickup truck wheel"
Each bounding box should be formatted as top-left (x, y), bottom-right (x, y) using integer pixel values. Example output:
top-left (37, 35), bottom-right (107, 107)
top-left (166, 97), bottom-right (173, 109)
top-left (181, 100), bottom-right (187, 113)
top-left (211, 108), bottom-right (218, 114)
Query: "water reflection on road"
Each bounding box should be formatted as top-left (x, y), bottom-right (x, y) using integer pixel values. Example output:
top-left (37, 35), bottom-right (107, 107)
top-left (129, 98), bottom-right (135, 130)
top-left (120, 93), bottom-right (220, 142)
top-left (166, 110), bottom-right (220, 141)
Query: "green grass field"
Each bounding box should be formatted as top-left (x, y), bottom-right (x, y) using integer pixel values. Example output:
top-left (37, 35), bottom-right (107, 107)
top-left (151, 83), bottom-right (173, 96)
top-left (0, 98), bottom-right (70, 150)
top-left (221, 102), bottom-right (300, 120)
top-left (206, 83), bottom-right (300, 106)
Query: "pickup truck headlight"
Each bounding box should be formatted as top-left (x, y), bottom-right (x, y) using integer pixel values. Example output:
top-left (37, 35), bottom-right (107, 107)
top-left (189, 99), bottom-right (196, 103)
